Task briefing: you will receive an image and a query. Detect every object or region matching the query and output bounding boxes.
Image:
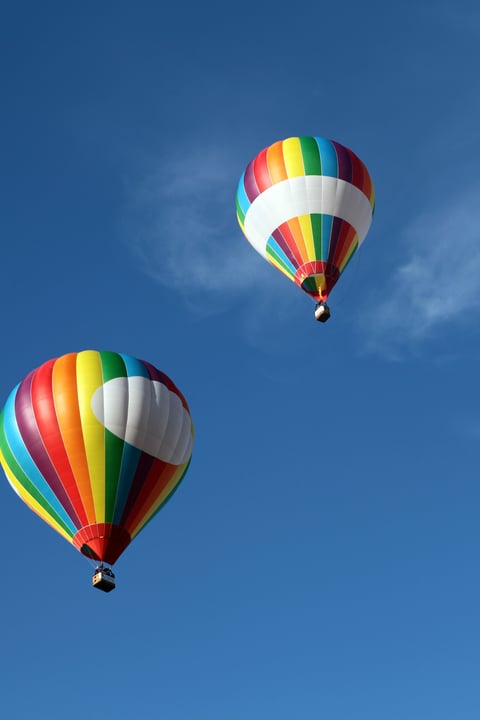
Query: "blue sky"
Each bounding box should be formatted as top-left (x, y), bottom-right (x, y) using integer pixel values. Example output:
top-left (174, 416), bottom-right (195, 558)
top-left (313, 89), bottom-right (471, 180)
top-left (1, 1), bottom-right (480, 718)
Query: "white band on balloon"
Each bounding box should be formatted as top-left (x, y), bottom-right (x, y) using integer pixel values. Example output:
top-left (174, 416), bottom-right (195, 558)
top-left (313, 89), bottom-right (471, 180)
top-left (243, 176), bottom-right (373, 260)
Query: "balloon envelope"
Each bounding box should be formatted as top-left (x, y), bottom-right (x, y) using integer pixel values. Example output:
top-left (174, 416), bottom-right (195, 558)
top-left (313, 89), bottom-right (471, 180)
top-left (236, 136), bottom-right (375, 303)
top-left (0, 350), bottom-right (194, 564)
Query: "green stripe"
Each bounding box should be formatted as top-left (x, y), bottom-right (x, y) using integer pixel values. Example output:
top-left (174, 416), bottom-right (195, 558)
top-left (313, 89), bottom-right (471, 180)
top-left (266, 247), bottom-right (295, 279)
top-left (299, 136), bottom-right (321, 175)
top-left (100, 352), bottom-right (128, 521)
top-left (236, 199), bottom-right (246, 227)
top-left (301, 276), bottom-right (321, 294)
top-left (100, 351), bottom-right (127, 381)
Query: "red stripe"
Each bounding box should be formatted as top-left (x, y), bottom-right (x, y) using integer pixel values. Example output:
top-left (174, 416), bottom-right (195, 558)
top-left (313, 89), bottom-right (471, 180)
top-left (333, 223), bottom-right (357, 269)
top-left (32, 359), bottom-right (89, 527)
top-left (350, 148), bottom-right (373, 202)
top-left (253, 147), bottom-right (272, 193)
top-left (124, 458), bottom-right (178, 535)
top-left (275, 221), bottom-right (304, 267)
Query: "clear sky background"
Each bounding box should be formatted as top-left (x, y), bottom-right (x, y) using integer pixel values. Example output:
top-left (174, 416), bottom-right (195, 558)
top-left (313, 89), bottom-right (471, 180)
top-left (1, 1), bottom-right (480, 718)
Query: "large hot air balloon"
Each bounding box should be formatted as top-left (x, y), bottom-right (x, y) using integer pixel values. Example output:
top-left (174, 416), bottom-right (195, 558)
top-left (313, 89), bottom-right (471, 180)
top-left (236, 136), bottom-right (375, 322)
top-left (0, 350), bottom-right (194, 592)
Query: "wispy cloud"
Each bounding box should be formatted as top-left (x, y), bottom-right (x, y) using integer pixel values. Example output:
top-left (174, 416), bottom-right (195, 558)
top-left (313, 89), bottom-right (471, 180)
top-left (125, 146), bottom-right (480, 355)
top-left (362, 187), bottom-right (480, 356)
top-left (124, 146), bottom-right (272, 315)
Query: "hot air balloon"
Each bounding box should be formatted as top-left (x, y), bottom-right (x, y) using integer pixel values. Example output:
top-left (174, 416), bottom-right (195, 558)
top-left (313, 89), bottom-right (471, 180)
top-left (0, 350), bottom-right (194, 592)
top-left (236, 136), bottom-right (375, 322)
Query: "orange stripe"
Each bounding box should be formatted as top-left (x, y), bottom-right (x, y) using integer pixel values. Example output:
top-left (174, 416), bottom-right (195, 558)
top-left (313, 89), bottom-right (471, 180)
top-left (364, 171), bottom-right (374, 207)
top-left (341, 236), bottom-right (357, 271)
top-left (277, 221), bottom-right (304, 267)
top-left (53, 353), bottom-right (96, 523)
top-left (286, 217), bottom-right (309, 262)
top-left (267, 141), bottom-right (288, 184)
top-left (335, 223), bottom-right (357, 271)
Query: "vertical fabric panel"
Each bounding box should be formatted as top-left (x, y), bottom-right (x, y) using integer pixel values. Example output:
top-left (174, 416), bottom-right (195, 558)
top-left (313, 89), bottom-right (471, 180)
top-left (282, 137), bottom-right (304, 178)
top-left (267, 141), bottom-right (288, 184)
top-left (53, 353), bottom-right (96, 523)
top-left (76, 351), bottom-right (106, 521)
top-left (99, 351), bottom-right (128, 521)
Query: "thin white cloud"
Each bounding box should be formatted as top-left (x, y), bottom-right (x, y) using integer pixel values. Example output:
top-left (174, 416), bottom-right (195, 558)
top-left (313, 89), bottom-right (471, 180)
top-left (125, 146), bottom-right (272, 314)
top-left (362, 186), bottom-right (480, 355)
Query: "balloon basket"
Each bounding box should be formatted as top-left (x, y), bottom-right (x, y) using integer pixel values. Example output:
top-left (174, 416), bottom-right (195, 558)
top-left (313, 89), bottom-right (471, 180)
top-left (92, 566), bottom-right (116, 592)
top-left (314, 302), bottom-right (331, 323)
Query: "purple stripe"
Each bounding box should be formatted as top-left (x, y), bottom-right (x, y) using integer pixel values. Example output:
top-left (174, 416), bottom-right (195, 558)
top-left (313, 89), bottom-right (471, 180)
top-left (332, 141), bottom-right (353, 183)
top-left (272, 227), bottom-right (300, 268)
top-left (142, 360), bottom-right (176, 393)
top-left (243, 158), bottom-right (261, 203)
top-left (15, 372), bottom-right (82, 526)
top-left (142, 360), bottom-right (170, 385)
top-left (327, 217), bottom-right (343, 266)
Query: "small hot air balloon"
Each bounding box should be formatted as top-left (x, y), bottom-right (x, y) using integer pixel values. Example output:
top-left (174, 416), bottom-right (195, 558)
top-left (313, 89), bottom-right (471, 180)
top-left (0, 350), bottom-right (194, 592)
top-left (236, 136), bottom-right (375, 322)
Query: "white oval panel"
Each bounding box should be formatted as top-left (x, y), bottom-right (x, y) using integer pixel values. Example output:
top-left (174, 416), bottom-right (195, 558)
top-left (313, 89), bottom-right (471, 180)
top-left (91, 377), bottom-right (193, 466)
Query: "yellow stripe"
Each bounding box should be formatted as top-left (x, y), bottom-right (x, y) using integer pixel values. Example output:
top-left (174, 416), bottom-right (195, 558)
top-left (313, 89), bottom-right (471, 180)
top-left (0, 449), bottom-right (73, 544)
top-left (297, 214), bottom-right (316, 260)
top-left (76, 351), bottom-right (105, 522)
top-left (282, 137), bottom-right (304, 178)
top-left (269, 256), bottom-right (295, 281)
top-left (314, 275), bottom-right (327, 295)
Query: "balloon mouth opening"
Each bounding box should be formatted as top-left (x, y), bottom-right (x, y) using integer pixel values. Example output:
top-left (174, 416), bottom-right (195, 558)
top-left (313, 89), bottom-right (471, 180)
top-left (81, 544), bottom-right (101, 560)
top-left (294, 261), bottom-right (339, 301)
top-left (73, 523), bottom-right (131, 565)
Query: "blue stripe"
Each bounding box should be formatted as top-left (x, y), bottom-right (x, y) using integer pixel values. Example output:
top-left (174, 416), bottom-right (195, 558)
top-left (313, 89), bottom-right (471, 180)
top-left (267, 238), bottom-right (296, 275)
top-left (315, 138), bottom-right (338, 179)
top-left (2, 388), bottom-right (77, 533)
top-left (321, 215), bottom-right (334, 261)
top-left (236, 173), bottom-right (251, 215)
top-left (120, 354), bottom-right (150, 378)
